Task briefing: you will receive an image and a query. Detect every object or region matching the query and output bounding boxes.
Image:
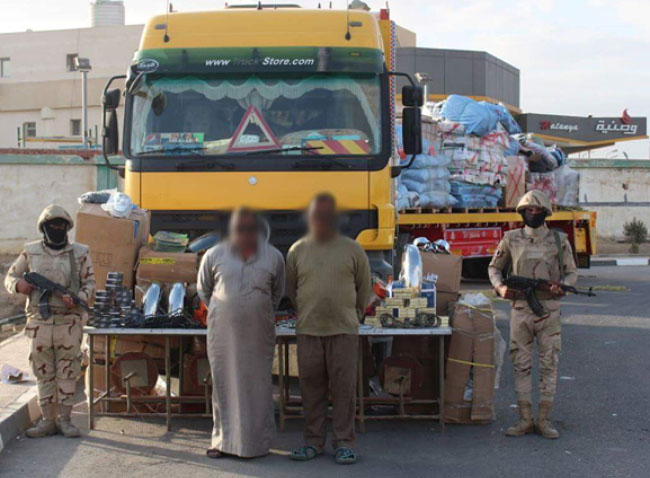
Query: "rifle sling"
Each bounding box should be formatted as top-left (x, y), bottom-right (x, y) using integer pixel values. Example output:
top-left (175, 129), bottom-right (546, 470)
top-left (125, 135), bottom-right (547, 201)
top-left (552, 229), bottom-right (564, 281)
top-left (68, 248), bottom-right (80, 294)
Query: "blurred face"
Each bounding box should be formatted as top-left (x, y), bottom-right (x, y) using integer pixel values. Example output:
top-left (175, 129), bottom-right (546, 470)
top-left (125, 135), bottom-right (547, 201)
top-left (230, 213), bottom-right (258, 252)
top-left (308, 198), bottom-right (337, 241)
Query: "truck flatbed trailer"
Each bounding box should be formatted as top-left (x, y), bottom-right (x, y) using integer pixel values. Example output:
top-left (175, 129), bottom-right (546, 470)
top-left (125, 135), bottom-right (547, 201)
top-left (397, 208), bottom-right (596, 270)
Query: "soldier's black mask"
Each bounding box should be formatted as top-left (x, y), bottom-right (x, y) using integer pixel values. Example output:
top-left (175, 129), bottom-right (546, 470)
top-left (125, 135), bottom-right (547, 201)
top-left (42, 219), bottom-right (69, 249)
top-left (521, 210), bottom-right (547, 229)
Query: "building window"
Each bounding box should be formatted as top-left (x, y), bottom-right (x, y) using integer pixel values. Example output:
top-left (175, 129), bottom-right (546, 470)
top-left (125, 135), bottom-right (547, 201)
top-left (70, 119), bottom-right (81, 136)
top-left (23, 122), bottom-right (37, 138)
top-left (66, 53), bottom-right (79, 72)
top-left (0, 57), bottom-right (10, 78)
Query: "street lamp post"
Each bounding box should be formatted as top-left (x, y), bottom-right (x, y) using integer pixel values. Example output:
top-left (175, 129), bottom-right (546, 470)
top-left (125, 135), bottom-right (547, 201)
top-left (73, 57), bottom-right (92, 149)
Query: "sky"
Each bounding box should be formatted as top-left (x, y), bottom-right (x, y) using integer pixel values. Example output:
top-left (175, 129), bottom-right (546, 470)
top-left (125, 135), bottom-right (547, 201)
top-left (1, 0), bottom-right (648, 158)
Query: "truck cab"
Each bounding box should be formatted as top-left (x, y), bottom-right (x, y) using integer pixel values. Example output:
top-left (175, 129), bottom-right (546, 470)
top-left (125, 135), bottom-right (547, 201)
top-left (103, 6), bottom-right (421, 276)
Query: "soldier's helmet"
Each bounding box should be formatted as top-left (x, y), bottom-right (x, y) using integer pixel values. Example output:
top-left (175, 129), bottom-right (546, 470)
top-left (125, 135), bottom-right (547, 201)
top-left (37, 204), bottom-right (74, 233)
top-left (516, 190), bottom-right (553, 215)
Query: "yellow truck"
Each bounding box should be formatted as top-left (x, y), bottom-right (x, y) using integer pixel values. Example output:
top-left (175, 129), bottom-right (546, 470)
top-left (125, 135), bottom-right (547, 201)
top-left (101, 5), bottom-right (596, 277)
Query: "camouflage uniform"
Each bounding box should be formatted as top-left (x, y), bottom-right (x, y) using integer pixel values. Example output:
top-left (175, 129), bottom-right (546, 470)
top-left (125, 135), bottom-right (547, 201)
top-left (488, 190), bottom-right (577, 438)
top-left (4, 205), bottom-right (95, 410)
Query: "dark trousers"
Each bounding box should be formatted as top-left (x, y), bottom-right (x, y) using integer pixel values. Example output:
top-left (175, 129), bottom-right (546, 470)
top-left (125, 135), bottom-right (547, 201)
top-left (297, 334), bottom-right (358, 449)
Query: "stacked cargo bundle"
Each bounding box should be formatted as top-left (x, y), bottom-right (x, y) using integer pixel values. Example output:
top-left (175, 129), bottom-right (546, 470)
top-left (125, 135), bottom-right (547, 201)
top-left (433, 95), bottom-right (521, 209)
top-left (395, 122), bottom-right (457, 210)
top-left (515, 136), bottom-right (579, 207)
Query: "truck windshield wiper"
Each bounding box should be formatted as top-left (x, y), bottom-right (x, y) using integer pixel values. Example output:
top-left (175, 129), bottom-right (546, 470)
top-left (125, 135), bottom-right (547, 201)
top-left (175, 159), bottom-right (234, 171)
top-left (140, 146), bottom-right (209, 157)
top-left (292, 158), bottom-right (353, 170)
top-left (243, 146), bottom-right (324, 156)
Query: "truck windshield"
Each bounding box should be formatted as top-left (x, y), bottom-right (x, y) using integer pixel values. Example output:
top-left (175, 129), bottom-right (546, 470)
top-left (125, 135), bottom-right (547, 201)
top-left (129, 73), bottom-right (382, 157)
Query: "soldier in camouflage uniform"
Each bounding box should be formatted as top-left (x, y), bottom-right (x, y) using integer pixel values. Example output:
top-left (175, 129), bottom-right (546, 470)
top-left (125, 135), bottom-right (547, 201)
top-left (4, 205), bottom-right (95, 438)
top-left (488, 190), bottom-right (577, 439)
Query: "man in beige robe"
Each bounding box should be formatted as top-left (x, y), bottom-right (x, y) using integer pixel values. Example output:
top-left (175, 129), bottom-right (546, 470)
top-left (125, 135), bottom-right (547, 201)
top-left (197, 208), bottom-right (285, 458)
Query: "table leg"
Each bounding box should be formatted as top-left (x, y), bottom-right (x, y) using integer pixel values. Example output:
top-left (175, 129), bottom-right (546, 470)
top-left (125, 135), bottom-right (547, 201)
top-left (284, 339), bottom-right (290, 402)
top-left (104, 335), bottom-right (110, 414)
top-left (357, 338), bottom-right (365, 433)
top-left (439, 335), bottom-right (445, 433)
top-left (178, 336), bottom-right (184, 415)
top-left (88, 334), bottom-right (94, 430)
top-left (165, 336), bottom-right (171, 432)
top-left (278, 340), bottom-right (286, 432)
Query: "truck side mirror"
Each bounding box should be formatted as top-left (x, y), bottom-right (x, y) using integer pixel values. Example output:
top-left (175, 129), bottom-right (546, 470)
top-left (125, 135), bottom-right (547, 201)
top-left (102, 88), bottom-right (120, 156)
top-left (103, 88), bottom-right (121, 110)
top-left (402, 107), bottom-right (422, 156)
top-left (103, 110), bottom-right (119, 156)
top-left (402, 84), bottom-right (424, 107)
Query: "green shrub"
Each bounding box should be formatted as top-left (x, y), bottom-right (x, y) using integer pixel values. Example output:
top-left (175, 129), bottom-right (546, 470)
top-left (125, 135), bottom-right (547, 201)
top-left (623, 218), bottom-right (647, 253)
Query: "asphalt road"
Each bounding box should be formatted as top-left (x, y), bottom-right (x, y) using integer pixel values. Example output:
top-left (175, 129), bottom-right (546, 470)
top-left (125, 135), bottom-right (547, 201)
top-left (1, 266), bottom-right (648, 478)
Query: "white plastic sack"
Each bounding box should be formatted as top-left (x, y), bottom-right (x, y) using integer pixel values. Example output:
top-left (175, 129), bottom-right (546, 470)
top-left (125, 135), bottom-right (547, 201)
top-left (554, 165), bottom-right (579, 207)
top-left (101, 191), bottom-right (133, 219)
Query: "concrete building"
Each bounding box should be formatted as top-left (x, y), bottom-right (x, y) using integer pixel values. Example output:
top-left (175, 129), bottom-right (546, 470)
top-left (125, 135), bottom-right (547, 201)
top-left (396, 47), bottom-right (521, 110)
top-left (0, 3), bottom-right (140, 148)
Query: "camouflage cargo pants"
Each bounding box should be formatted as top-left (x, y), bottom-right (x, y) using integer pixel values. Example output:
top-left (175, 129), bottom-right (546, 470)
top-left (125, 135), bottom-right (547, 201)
top-left (24, 314), bottom-right (83, 407)
top-left (509, 301), bottom-right (562, 403)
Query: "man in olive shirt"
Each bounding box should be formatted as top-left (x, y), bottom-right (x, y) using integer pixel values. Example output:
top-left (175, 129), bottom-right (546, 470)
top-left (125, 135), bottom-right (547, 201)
top-left (287, 193), bottom-right (371, 465)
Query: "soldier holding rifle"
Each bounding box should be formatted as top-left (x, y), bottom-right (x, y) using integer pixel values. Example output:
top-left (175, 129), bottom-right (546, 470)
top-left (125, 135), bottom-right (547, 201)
top-left (488, 190), bottom-right (577, 439)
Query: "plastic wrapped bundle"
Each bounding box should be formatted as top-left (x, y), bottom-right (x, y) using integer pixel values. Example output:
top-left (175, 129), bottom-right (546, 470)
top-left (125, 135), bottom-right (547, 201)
top-left (440, 95), bottom-right (499, 137)
top-left (548, 146), bottom-right (566, 167)
top-left (520, 140), bottom-right (557, 173)
top-left (528, 172), bottom-right (558, 203)
top-left (420, 191), bottom-right (458, 208)
top-left (450, 181), bottom-right (502, 208)
top-left (479, 102), bottom-right (522, 134)
top-left (554, 165), bottom-right (579, 207)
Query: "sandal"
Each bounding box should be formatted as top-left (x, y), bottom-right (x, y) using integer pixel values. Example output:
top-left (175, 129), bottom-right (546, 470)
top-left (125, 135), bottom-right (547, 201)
top-left (206, 448), bottom-right (224, 459)
top-left (290, 445), bottom-right (322, 461)
top-left (335, 447), bottom-right (357, 465)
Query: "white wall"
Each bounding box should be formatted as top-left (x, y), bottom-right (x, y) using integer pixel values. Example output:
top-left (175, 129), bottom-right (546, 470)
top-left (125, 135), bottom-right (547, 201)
top-left (0, 163), bottom-right (97, 253)
top-left (574, 162), bottom-right (650, 240)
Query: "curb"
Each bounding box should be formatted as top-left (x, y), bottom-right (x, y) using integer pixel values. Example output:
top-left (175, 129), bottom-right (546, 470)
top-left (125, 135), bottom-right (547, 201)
top-left (591, 257), bottom-right (650, 267)
top-left (0, 385), bottom-right (39, 453)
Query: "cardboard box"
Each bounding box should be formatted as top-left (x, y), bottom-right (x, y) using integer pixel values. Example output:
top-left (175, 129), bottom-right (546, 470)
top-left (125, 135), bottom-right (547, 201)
top-left (136, 247), bottom-right (198, 285)
top-left (397, 307), bottom-right (415, 318)
top-left (444, 301), bottom-right (495, 424)
top-left (385, 297), bottom-right (407, 307)
top-left (436, 291), bottom-right (461, 316)
top-left (420, 252), bottom-right (463, 294)
top-left (409, 297), bottom-right (428, 308)
top-left (75, 203), bottom-right (150, 290)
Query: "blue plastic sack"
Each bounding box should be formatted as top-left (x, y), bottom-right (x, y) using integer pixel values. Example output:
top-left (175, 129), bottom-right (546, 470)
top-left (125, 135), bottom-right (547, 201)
top-left (480, 102), bottom-right (522, 135)
top-left (450, 181), bottom-right (502, 208)
top-left (440, 95), bottom-right (499, 137)
top-left (548, 146), bottom-right (566, 167)
top-left (419, 192), bottom-right (457, 208)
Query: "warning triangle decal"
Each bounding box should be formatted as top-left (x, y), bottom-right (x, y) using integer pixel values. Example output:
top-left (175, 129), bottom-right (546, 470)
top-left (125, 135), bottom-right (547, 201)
top-left (227, 105), bottom-right (280, 152)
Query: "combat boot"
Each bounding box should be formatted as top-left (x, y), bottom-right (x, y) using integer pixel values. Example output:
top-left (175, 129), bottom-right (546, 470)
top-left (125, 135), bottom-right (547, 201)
top-left (536, 400), bottom-right (559, 439)
top-left (25, 404), bottom-right (57, 438)
top-left (505, 401), bottom-right (535, 437)
top-left (56, 405), bottom-right (81, 438)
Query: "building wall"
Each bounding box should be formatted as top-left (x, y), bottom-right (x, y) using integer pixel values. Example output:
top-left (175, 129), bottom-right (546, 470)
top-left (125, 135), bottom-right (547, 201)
top-left (396, 47), bottom-right (520, 108)
top-left (0, 25), bottom-right (143, 147)
top-left (0, 154), bottom-right (121, 253)
top-left (570, 159), bottom-right (650, 240)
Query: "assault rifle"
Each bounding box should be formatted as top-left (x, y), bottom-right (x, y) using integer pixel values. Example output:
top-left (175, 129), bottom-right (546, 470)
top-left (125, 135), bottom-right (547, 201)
top-left (504, 275), bottom-right (595, 317)
top-left (23, 272), bottom-right (90, 320)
